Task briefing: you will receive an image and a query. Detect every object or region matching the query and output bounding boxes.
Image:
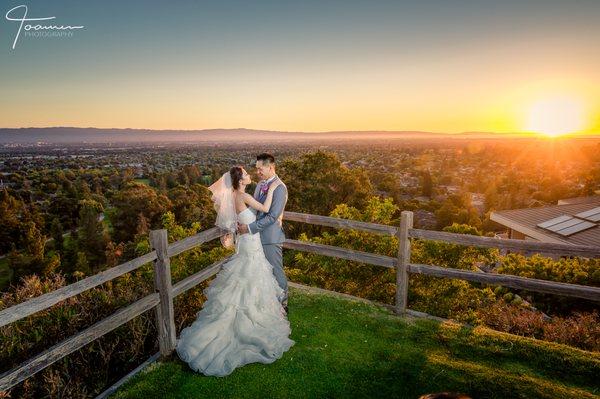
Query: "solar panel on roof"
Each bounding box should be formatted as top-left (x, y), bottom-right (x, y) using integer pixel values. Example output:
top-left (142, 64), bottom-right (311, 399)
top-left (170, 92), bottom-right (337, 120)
top-left (555, 220), bottom-right (597, 236)
top-left (575, 207), bottom-right (600, 222)
top-left (536, 215), bottom-right (572, 229)
top-left (544, 218), bottom-right (581, 232)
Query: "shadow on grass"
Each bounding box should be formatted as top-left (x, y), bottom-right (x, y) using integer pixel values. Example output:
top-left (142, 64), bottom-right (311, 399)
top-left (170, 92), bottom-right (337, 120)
top-left (112, 288), bottom-right (600, 399)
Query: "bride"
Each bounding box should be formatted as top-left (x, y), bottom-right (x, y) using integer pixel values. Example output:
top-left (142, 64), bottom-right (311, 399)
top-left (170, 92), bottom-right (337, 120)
top-left (175, 166), bottom-right (295, 377)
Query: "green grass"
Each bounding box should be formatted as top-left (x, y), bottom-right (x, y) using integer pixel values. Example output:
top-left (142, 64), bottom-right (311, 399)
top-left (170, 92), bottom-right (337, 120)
top-left (112, 287), bottom-right (600, 399)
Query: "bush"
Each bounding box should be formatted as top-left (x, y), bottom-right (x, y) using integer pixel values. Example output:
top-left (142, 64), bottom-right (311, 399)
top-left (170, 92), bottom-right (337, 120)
top-left (498, 253), bottom-right (600, 287)
top-left (478, 301), bottom-right (600, 352)
top-left (497, 253), bottom-right (600, 313)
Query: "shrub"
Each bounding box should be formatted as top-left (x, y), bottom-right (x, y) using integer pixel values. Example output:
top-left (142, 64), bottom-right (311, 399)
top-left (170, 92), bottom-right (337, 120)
top-left (477, 301), bottom-right (600, 352)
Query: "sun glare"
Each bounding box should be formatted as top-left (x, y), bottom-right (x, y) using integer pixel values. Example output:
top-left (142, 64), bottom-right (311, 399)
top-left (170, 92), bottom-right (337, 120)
top-left (525, 96), bottom-right (586, 137)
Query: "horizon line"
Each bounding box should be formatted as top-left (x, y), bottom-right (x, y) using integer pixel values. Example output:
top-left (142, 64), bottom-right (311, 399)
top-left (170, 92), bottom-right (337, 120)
top-left (1, 126), bottom-right (599, 137)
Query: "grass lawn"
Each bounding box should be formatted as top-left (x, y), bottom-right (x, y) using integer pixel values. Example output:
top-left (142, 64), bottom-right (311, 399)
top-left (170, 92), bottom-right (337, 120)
top-left (111, 287), bottom-right (600, 399)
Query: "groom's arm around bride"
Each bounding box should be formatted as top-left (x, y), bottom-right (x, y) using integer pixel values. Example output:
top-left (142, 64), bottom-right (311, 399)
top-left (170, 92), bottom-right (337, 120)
top-left (237, 153), bottom-right (287, 242)
top-left (247, 182), bottom-right (287, 237)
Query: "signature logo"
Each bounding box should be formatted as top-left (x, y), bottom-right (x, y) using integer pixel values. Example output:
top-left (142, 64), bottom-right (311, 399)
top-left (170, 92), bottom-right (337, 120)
top-left (5, 4), bottom-right (84, 50)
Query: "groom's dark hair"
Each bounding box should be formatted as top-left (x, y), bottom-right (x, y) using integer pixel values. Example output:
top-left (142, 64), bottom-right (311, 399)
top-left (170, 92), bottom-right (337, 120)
top-left (257, 153), bottom-right (275, 164)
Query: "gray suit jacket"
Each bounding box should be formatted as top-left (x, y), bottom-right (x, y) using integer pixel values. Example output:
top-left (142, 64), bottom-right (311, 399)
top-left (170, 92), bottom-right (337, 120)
top-left (248, 176), bottom-right (287, 245)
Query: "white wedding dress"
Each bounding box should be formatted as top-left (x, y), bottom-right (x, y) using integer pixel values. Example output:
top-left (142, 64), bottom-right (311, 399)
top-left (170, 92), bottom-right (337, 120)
top-left (175, 207), bottom-right (295, 377)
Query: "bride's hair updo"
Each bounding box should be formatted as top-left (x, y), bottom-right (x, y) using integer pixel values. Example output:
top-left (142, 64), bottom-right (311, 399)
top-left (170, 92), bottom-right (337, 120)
top-left (229, 166), bottom-right (244, 190)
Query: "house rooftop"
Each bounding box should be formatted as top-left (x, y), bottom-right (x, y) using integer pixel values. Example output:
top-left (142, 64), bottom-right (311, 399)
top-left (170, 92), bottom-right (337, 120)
top-left (558, 194), bottom-right (600, 205)
top-left (490, 196), bottom-right (600, 246)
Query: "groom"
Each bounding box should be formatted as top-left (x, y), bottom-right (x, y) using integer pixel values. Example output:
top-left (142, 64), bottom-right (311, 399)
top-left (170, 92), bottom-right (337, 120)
top-left (237, 153), bottom-right (289, 314)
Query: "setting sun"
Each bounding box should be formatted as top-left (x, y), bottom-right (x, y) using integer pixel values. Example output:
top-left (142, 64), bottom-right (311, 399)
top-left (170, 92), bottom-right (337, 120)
top-left (525, 96), bottom-right (587, 137)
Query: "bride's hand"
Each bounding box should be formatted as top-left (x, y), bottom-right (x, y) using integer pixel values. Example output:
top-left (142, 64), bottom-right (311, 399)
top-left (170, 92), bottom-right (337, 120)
top-left (268, 181), bottom-right (281, 193)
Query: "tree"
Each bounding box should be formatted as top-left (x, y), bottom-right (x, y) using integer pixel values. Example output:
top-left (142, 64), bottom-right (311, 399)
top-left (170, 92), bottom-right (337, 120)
top-left (167, 184), bottom-right (215, 228)
top-left (278, 150), bottom-right (373, 216)
top-left (135, 212), bottom-right (150, 237)
top-left (111, 182), bottom-right (172, 243)
top-left (182, 164), bottom-right (201, 184)
top-left (77, 180), bottom-right (92, 200)
top-left (421, 170), bottom-right (433, 197)
top-left (484, 181), bottom-right (500, 212)
top-left (161, 211), bottom-right (201, 241)
top-left (105, 241), bottom-right (125, 268)
top-left (435, 193), bottom-right (481, 230)
top-left (177, 170), bottom-right (190, 186)
top-left (0, 189), bottom-right (24, 254)
top-left (23, 220), bottom-right (45, 260)
top-left (8, 221), bottom-right (59, 282)
top-left (50, 217), bottom-right (64, 252)
top-left (48, 193), bottom-right (79, 230)
top-left (156, 175), bottom-right (167, 192)
top-left (76, 199), bottom-right (109, 272)
top-left (75, 251), bottom-right (91, 275)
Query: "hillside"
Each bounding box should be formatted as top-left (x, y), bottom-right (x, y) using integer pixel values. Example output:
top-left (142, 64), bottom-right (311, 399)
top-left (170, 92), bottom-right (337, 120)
top-left (110, 286), bottom-right (600, 399)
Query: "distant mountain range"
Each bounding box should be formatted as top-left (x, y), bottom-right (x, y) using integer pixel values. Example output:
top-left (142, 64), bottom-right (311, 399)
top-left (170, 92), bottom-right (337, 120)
top-left (0, 127), bottom-right (596, 144)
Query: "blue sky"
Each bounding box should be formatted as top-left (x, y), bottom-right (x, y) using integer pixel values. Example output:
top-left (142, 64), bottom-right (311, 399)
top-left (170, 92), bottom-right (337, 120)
top-left (1, 0), bottom-right (599, 133)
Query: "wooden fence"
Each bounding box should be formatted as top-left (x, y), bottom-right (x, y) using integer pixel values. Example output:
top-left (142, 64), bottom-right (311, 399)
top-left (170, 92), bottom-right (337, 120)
top-left (1, 210), bottom-right (599, 395)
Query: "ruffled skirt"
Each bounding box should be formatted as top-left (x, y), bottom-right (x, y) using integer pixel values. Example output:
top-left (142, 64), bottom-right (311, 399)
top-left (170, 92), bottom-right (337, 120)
top-left (175, 245), bottom-right (295, 377)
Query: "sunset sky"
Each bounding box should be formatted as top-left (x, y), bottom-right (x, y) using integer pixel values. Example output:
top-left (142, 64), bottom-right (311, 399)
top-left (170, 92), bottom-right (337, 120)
top-left (1, 0), bottom-right (599, 134)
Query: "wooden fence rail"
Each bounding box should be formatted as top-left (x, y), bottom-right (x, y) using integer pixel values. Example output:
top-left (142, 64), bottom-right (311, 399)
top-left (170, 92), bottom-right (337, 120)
top-left (0, 228), bottom-right (222, 392)
top-left (283, 211), bottom-right (600, 258)
top-left (1, 210), bottom-right (599, 394)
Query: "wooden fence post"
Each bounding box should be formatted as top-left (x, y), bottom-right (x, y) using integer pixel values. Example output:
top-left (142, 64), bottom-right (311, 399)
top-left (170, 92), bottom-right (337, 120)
top-left (395, 211), bottom-right (413, 314)
top-left (149, 229), bottom-right (176, 358)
